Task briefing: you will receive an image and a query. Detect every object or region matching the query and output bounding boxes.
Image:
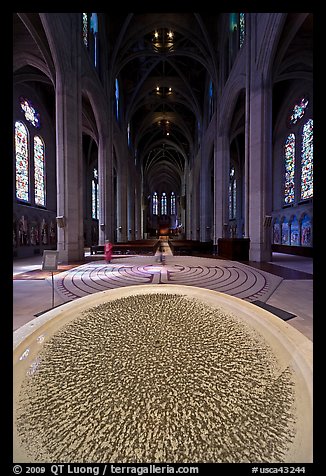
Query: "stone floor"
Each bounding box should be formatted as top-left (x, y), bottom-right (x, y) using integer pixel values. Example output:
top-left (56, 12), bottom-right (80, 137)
top-left (13, 248), bottom-right (313, 341)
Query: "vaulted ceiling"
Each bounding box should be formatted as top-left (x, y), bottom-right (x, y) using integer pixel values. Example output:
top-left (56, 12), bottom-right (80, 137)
top-left (107, 13), bottom-right (219, 195)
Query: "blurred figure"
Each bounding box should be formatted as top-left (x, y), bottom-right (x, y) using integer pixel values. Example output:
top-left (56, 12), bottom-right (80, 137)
top-left (105, 240), bottom-right (113, 263)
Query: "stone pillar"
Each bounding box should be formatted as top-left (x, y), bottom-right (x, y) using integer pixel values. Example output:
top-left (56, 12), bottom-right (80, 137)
top-left (98, 132), bottom-right (114, 244)
top-left (192, 172), bottom-right (200, 240)
top-left (199, 156), bottom-right (211, 242)
top-left (56, 72), bottom-right (84, 263)
top-left (214, 134), bottom-right (229, 247)
top-left (185, 170), bottom-right (192, 240)
top-left (248, 77), bottom-right (273, 262)
top-left (134, 175), bottom-right (142, 240)
top-left (127, 169), bottom-right (135, 241)
top-left (180, 177), bottom-right (186, 239)
top-left (116, 165), bottom-right (128, 242)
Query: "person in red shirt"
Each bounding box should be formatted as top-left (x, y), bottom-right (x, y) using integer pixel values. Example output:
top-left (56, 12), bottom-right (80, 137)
top-left (104, 240), bottom-right (113, 263)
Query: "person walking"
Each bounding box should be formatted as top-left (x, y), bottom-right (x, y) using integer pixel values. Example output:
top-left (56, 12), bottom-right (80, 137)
top-left (104, 240), bottom-right (113, 263)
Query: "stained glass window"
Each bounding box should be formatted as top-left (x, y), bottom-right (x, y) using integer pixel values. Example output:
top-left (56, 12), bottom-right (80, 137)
top-left (83, 13), bottom-right (88, 47)
top-left (115, 78), bottom-right (119, 120)
top-left (239, 13), bottom-right (245, 48)
top-left (90, 13), bottom-right (98, 34)
top-left (229, 166), bottom-right (236, 219)
top-left (301, 119), bottom-right (313, 200)
top-left (90, 13), bottom-right (98, 67)
top-left (281, 219), bottom-right (290, 245)
top-left (233, 180), bottom-right (237, 218)
top-left (153, 193), bottom-right (158, 215)
top-left (92, 168), bottom-right (98, 219)
top-left (290, 216), bottom-right (300, 246)
top-left (301, 214), bottom-right (312, 246)
top-left (20, 97), bottom-right (40, 128)
top-left (284, 133), bottom-right (295, 204)
top-left (208, 80), bottom-right (214, 120)
top-left (161, 192), bottom-right (167, 215)
top-left (92, 180), bottom-right (96, 218)
top-left (289, 97), bottom-right (309, 125)
top-left (15, 121), bottom-right (29, 202)
top-left (127, 123), bottom-right (131, 146)
top-left (228, 182), bottom-right (232, 219)
top-left (230, 13), bottom-right (237, 32)
top-left (34, 136), bottom-right (45, 206)
top-left (170, 192), bottom-right (176, 215)
top-left (273, 219), bottom-right (281, 244)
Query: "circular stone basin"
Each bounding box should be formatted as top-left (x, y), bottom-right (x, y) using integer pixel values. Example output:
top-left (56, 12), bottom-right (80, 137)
top-left (13, 285), bottom-right (312, 463)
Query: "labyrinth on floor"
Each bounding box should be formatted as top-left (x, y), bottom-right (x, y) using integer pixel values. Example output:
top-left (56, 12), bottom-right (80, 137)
top-left (52, 256), bottom-right (283, 303)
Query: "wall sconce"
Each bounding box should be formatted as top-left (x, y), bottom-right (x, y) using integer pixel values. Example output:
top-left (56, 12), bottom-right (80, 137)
top-left (100, 223), bottom-right (105, 231)
top-left (118, 226), bottom-right (122, 232)
top-left (56, 216), bottom-right (65, 228)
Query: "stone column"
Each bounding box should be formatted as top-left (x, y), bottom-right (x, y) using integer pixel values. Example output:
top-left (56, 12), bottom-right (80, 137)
top-left (134, 174), bottom-right (142, 240)
top-left (98, 132), bottom-right (114, 244)
top-left (192, 171), bottom-right (200, 240)
top-left (185, 169), bottom-right (192, 240)
top-left (248, 76), bottom-right (273, 262)
top-left (127, 168), bottom-right (135, 241)
top-left (56, 71), bottom-right (84, 263)
top-left (116, 164), bottom-right (128, 242)
top-left (180, 176), bottom-right (186, 239)
top-left (214, 134), bottom-right (229, 247)
top-left (199, 153), bottom-right (211, 242)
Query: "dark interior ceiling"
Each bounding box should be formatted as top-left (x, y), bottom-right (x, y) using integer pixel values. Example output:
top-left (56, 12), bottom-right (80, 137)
top-left (107, 13), bottom-right (219, 195)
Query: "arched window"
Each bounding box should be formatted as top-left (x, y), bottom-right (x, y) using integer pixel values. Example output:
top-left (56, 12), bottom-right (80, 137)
top-left (127, 122), bottom-right (131, 147)
top-left (170, 192), bottom-right (176, 215)
top-left (34, 136), bottom-right (45, 206)
top-left (239, 13), bottom-right (245, 48)
top-left (283, 96), bottom-right (312, 205)
top-left (90, 13), bottom-right (98, 67)
top-left (92, 168), bottom-right (99, 219)
top-left (115, 78), bottom-right (119, 120)
top-left (301, 214), bottom-right (312, 246)
top-left (15, 121), bottom-right (29, 202)
top-left (208, 80), bottom-right (214, 121)
top-left (15, 98), bottom-right (47, 208)
top-left (289, 97), bottom-right (309, 125)
top-left (281, 218), bottom-right (290, 245)
top-left (284, 133), bottom-right (295, 204)
top-left (229, 13), bottom-right (245, 54)
top-left (20, 97), bottom-right (40, 128)
top-left (82, 13), bottom-right (89, 47)
top-left (229, 166), bottom-right (236, 219)
top-left (301, 119), bottom-right (313, 200)
top-left (152, 192), bottom-right (158, 215)
top-left (161, 192), bottom-right (167, 215)
top-left (290, 216), bottom-right (299, 245)
top-left (273, 218), bottom-right (281, 244)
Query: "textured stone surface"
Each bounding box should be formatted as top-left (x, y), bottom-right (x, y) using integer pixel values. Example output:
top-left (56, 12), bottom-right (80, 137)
top-left (15, 293), bottom-right (296, 463)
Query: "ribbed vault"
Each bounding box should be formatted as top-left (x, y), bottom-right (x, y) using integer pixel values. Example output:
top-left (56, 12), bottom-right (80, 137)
top-left (107, 13), bottom-right (218, 196)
